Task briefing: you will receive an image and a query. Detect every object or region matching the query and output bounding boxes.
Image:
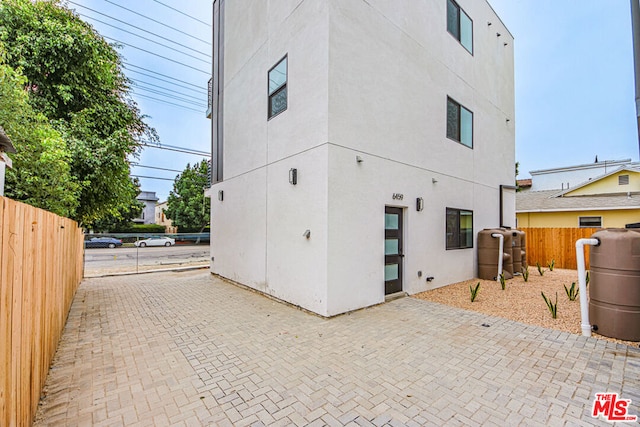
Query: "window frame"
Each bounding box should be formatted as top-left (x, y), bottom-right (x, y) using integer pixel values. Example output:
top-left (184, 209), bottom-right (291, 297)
top-left (446, 207), bottom-right (474, 250)
top-left (446, 0), bottom-right (473, 54)
top-left (446, 97), bottom-right (473, 149)
top-left (578, 216), bottom-right (602, 228)
top-left (268, 55), bottom-right (288, 119)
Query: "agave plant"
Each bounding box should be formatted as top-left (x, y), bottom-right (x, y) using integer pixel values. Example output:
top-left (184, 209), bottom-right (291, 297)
top-left (541, 291), bottom-right (558, 319)
top-left (564, 282), bottom-right (579, 301)
top-left (469, 282), bottom-right (480, 302)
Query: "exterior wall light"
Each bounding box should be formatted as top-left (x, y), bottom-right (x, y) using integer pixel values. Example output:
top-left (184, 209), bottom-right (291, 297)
top-left (218, 190), bottom-right (224, 201)
top-left (289, 168), bottom-right (298, 185)
top-left (416, 197), bottom-right (424, 212)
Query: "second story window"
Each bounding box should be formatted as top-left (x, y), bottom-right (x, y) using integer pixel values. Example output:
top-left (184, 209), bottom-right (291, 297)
top-left (268, 56), bottom-right (287, 119)
top-left (446, 97), bottom-right (473, 148)
top-left (447, 0), bottom-right (473, 54)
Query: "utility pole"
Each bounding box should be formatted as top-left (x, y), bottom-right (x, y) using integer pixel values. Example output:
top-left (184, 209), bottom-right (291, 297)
top-left (631, 0), bottom-right (640, 158)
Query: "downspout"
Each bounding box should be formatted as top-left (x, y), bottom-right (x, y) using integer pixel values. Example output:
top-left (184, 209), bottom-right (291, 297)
top-left (575, 238), bottom-right (600, 337)
top-left (491, 233), bottom-right (504, 281)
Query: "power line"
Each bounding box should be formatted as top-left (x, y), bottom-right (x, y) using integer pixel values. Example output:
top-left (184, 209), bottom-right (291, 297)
top-left (151, 0), bottom-right (211, 27)
top-left (133, 92), bottom-right (204, 113)
top-left (133, 86), bottom-right (206, 108)
top-left (131, 174), bottom-right (176, 181)
top-left (141, 141), bottom-right (210, 156)
top-left (79, 13), bottom-right (210, 64)
top-left (68, 1), bottom-right (210, 58)
top-left (124, 62), bottom-right (203, 90)
top-left (132, 79), bottom-right (206, 102)
top-left (103, 0), bottom-right (211, 46)
top-left (127, 69), bottom-right (205, 96)
top-left (105, 36), bottom-right (210, 74)
top-left (131, 163), bottom-right (182, 173)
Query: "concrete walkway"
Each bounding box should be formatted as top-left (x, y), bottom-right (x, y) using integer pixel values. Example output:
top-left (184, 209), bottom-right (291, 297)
top-left (35, 270), bottom-right (639, 426)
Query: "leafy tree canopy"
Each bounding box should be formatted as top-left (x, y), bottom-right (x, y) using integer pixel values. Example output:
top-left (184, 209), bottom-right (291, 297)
top-left (165, 161), bottom-right (210, 232)
top-left (0, 0), bottom-right (157, 225)
top-left (0, 49), bottom-right (79, 216)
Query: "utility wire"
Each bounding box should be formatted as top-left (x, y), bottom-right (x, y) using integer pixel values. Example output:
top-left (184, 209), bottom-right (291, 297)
top-left (133, 93), bottom-right (204, 113)
top-left (124, 62), bottom-right (203, 89)
top-left (131, 174), bottom-right (176, 181)
top-left (105, 36), bottom-right (209, 74)
top-left (69, 1), bottom-right (210, 57)
top-left (151, 0), bottom-right (211, 27)
top-left (103, 0), bottom-right (211, 46)
top-left (131, 163), bottom-right (182, 173)
top-left (132, 79), bottom-right (206, 102)
top-left (127, 69), bottom-right (205, 95)
top-left (133, 85), bottom-right (206, 108)
top-left (79, 13), bottom-right (210, 63)
top-left (141, 141), bottom-right (210, 156)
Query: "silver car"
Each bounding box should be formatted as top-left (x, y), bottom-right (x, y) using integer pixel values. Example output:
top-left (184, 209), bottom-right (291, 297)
top-left (134, 236), bottom-right (176, 247)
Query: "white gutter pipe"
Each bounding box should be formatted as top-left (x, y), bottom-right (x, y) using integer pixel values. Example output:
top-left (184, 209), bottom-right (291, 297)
top-left (491, 233), bottom-right (504, 281)
top-left (575, 238), bottom-right (600, 337)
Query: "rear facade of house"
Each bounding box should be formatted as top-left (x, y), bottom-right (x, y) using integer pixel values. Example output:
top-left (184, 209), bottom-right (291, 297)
top-left (208, 0), bottom-right (515, 317)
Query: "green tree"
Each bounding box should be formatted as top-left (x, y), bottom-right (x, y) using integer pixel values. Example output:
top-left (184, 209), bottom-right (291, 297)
top-left (165, 161), bottom-right (210, 232)
top-left (0, 52), bottom-right (79, 216)
top-left (0, 0), bottom-right (156, 225)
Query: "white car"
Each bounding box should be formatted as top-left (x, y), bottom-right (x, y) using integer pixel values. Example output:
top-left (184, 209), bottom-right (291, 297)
top-left (134, 236), bottom-right (176, 247)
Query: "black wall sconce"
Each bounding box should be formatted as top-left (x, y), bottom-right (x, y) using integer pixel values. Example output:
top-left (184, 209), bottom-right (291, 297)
top-left (289, 168), bottom-right (298, 185)
top-left (218, 190), bottom-right (224, 201)
top-left (416, 197), bottom-right (424, 212)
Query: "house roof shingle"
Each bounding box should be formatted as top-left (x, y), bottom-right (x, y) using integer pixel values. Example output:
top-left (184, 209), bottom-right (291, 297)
top-left (516, 190), bottom-right (640, 212)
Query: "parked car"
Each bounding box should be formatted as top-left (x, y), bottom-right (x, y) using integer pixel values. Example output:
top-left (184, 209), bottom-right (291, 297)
top-left (84, 237), bottom-right (123, 249)
top-left (134, 236), bottom-right (176, 247)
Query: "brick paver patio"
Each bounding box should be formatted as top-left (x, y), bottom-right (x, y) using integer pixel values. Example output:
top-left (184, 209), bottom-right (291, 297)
top-left (34, 270), bottom-right (640, 426)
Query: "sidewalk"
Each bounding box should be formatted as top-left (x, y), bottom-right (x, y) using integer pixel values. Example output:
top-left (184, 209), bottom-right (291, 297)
top-left (35, 270), bottom-right (640, 426)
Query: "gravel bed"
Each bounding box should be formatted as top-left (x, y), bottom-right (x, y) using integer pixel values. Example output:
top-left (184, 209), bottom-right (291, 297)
top-left (413, 267), bottom-right (639, 347)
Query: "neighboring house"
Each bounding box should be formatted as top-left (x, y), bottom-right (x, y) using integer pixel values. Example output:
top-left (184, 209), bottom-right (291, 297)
top-left (0, 126), bottom-right (16, 197)
top-left (517, 162), bottom-right (640, 228)
top-left (133, 191), bottom-right (159, 225)
top-left (155, 201), bottom-right (177, 233)
top-left (207, 0), bottom-right (515, 317)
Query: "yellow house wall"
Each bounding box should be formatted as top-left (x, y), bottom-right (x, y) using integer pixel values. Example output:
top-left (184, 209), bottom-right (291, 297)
top-left (516, 209), bottom-right (640, 228)
top-left (566, 171), bottom-right (640, 196)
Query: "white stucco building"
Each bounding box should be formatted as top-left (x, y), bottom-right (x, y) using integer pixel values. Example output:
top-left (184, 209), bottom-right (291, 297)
top-left (207, 0), bottom-right (515, 317)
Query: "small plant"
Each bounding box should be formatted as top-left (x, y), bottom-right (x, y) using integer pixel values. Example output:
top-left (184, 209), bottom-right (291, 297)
top-left (564, 282), bottom-right (579, 301)
top-left (541, 291), bottom-right (558, 319)
top-left (548, 259), bottom-right (556, 271)
top-left (499, 273), bottom-right (506, 290)
top-left (536, 262), bottom-right (545, 276)
top-left (585, 271), bottom-right (590, 286)
top-left (522, 267), bottom-right (529, 282)
top-left (469, 282), bottom-right (481, 302)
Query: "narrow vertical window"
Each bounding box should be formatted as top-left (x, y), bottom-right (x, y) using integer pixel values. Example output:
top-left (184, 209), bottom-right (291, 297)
top-left (446, 97), bottom-right (473, 148)
top-left (446, 208), bottom-right (473, 249)
top-left (447, 0), bottom-right (473, 54)
top-left (268, 56), bottom-right (287, 119)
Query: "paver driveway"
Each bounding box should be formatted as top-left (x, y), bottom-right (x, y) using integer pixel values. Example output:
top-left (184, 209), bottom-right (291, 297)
top-left (35, 270), bottom-right (640, 426)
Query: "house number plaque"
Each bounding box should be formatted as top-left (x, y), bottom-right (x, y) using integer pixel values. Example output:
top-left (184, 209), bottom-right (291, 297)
top-left (392, 193), bottom-right (404, 200)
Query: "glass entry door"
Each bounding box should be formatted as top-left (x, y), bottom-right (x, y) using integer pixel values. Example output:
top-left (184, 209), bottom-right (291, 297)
top-left (384, 207), bottom-right (403, 295)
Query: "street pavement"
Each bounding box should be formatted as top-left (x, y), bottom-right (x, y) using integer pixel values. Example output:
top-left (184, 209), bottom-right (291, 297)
top-left (34, 270), bottom-right (640, 426)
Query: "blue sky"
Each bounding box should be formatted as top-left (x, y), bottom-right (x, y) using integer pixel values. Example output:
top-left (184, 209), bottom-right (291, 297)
top-left (67, 0), bottom-right (640, 202)
top-left (68, 0), bottom-right (212, 202)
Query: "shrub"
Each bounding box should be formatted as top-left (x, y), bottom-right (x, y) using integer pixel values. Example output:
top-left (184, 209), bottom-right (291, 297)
top-left (469, 282), bottom-right (480, 302)
top-left (541, 291), bottom-right (558, 319)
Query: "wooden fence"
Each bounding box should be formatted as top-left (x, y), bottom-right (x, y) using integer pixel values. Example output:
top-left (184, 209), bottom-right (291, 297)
top-left (520, 227), bottom-right (599, 270)
top-left (0, 196), bottom-right (84, 427)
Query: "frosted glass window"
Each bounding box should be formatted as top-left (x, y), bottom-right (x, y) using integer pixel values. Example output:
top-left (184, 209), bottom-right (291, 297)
top-left (385, 239), bottom-right (399, 255)
top-left (268, 56), bottom-right (287, 118)
top-left (447, 0), bottom-right (473, 54)
top-left (446, 208), bottom-right (473, 249)
top-left (385, 264), bottom-right (399, 281)
top-left (447, 97), bottom-right (473, 149)
top-left (385, 213), bottom-right (399, 230)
